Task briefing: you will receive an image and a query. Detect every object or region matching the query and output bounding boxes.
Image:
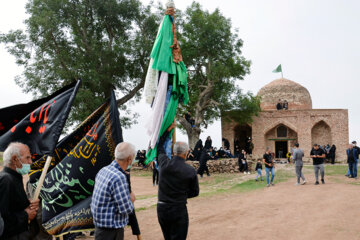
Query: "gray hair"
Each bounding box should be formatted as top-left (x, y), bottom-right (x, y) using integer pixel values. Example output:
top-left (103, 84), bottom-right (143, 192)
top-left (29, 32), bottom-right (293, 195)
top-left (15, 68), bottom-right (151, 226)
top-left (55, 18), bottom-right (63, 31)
top-left (173, 142), bottom-right (189, 155)
top-left (115, 142), bottom-right (136, 161)
top-left (266, 147), bottom-right (270, 151)
top-left (3, 142), bottom-right (27, 166)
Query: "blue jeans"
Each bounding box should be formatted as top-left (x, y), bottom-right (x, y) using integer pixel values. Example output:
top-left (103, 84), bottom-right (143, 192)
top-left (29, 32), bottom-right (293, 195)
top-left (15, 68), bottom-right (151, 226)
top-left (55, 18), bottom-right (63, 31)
top-left (265, 167), bottom-right (275, 184)
top-left (355, 159), bottom-right (358, 178)
top-left (348, 159), bottom-right (359, 177)
top-left (256, 169), bottom-right (263, 180)
top-left (349, 162), bottom-right (355, 177)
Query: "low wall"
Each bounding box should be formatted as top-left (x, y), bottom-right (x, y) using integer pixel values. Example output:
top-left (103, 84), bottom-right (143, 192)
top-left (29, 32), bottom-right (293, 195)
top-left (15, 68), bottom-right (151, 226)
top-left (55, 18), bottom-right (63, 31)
top-left (186, 158), bottom-right (254, 174)
top-left (132, 158), bottom-right (255, 174)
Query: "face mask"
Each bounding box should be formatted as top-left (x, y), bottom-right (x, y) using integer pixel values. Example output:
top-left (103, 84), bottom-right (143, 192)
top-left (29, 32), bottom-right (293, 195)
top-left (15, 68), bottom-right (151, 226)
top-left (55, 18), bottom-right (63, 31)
top-left (127, 159), bottom-right (134, 170)
top-left (16, 158), bottom-right (31, 175)
top-left (353, 144), bottom-right (356, 147)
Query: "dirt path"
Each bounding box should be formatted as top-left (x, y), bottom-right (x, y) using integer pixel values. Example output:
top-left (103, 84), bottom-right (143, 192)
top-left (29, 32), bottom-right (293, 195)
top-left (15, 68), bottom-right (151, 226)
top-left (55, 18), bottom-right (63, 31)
top-left (126, 174), bottom-right (360, 240)
top-left (3, 165), bottom-right (359, 239)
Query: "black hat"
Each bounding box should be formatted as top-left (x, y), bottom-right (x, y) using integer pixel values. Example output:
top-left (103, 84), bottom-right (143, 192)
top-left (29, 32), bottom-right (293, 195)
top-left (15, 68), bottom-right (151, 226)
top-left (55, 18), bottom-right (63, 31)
top-left (352, 141), bottom-right (357, 144)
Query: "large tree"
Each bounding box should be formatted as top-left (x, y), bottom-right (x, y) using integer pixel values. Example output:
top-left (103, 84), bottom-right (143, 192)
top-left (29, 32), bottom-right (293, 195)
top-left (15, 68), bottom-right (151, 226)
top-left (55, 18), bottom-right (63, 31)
top-left (0, 0), bottom-right (160, 127)
top-left (177, 2), bottom-right (261, 148)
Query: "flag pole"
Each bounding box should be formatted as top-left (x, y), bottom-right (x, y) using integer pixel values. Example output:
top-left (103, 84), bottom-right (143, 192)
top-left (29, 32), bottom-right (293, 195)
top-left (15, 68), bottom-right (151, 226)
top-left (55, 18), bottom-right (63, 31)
top-left (32, 156), bottom-right (52, 200)
top-left (172, 119), bottom-right (177, 152)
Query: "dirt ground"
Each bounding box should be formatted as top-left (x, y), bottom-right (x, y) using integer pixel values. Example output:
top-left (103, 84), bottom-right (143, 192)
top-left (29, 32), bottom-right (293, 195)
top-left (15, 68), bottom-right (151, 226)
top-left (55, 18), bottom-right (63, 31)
top-left (2, 165), bottom-right (359, 240)
top-left (125, 171), bottom-right (360, 240)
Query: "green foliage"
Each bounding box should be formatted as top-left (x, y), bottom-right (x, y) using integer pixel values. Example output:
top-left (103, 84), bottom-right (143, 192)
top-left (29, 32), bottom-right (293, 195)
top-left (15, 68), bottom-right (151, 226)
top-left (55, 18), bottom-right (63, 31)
top-left (0, 0), bottom-right (161, 127)
top-left (176, 2), bottom-right (260, 131)
top-left (304, 164), bottom-right (348, 176)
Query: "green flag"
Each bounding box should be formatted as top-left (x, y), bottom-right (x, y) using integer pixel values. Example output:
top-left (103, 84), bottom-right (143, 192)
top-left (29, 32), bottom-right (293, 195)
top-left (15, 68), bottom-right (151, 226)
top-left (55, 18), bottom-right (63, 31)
top-left (272, 64), bottom-right (282, 73)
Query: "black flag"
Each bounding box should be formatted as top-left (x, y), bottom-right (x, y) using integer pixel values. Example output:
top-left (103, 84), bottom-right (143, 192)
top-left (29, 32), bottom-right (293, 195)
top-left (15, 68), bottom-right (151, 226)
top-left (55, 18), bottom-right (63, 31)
top-left (0, 80), bottom-right (80, 155)
top-left (37, 91), bottom-right (123, 236)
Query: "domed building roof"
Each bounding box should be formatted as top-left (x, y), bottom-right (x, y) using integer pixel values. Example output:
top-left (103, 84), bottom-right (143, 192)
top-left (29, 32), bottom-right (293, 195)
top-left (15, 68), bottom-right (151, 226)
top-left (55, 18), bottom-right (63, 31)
top-left (257, 78), bottom-right (312, 111)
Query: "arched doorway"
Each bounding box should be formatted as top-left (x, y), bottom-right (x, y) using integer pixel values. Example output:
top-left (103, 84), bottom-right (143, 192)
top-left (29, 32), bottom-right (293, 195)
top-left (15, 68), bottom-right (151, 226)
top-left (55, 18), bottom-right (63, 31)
top-left (264, 124), bottom-right (298, 159)
top-left (311, 121), bottom-right (332, 146)
top-left (233, 124), bottom-right (252, 154)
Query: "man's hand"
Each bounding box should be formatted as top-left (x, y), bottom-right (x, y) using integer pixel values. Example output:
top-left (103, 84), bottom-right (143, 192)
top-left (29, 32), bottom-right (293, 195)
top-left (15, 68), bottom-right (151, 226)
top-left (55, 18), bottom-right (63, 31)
top-left (29, 199), bottom-right (40, 210)
top-left (25, 199), bottom-right (40, 221)
top-left (25, 207), bottom-right (37, 221)
top-left (167, 121), bottom-right (177, 132)
top-left (130, 192), bottom-right (136, 203)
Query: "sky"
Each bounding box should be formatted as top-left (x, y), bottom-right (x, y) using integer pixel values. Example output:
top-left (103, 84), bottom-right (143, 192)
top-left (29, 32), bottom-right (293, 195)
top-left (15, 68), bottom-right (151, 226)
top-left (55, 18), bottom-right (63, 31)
top-left (1, 0), bottom-right (359, 150)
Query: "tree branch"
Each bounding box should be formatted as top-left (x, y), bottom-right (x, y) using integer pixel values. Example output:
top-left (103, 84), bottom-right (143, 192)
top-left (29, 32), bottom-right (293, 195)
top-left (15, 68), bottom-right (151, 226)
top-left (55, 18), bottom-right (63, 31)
top-left (49, 32), bottom-right (73, 79)
top-left (116, 78), bottom-right (145, 106)
top-left (178, 115), bottom-right (201, 135)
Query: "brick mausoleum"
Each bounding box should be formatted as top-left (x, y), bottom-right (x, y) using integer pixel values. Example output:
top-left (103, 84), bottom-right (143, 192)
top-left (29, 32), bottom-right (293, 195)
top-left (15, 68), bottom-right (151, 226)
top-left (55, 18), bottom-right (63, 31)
top-left (221, 78), bottom-right (349, 162)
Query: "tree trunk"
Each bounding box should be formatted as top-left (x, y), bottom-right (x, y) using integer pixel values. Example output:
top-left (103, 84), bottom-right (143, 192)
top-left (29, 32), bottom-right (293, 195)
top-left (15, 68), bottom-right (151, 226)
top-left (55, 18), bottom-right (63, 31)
top-left (178, 116), bottom-right (201, 149)
top-left (188, 130), bottom-right (201, 149)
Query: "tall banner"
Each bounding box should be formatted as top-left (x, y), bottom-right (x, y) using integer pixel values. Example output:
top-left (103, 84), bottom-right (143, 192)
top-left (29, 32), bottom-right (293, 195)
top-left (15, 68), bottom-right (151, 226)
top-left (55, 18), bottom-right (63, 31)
top-left (34, 91), bottom-right (123, 236)
top-left (0, 80), bottom-right (80, 155)
top-left (144, 0), bottom-right (189, 164)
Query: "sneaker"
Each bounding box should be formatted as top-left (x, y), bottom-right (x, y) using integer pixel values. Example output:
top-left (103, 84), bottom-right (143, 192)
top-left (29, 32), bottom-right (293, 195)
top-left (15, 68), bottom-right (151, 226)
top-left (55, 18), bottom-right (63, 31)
top-left (267, 184), bottom-right (270, 187)
top-left (271, 183), bottom-right (275, 186)
top-left (261, 179), bottom-right (264, 181)
top-left (207, 173), bottom-right (211, 177)
top-left (295, 183), bottom-right (300, 186)
top-left (321, 179), bottom-right (325, 184)
top-left (256, 179), bottom-right (258, 182)
top-left (301, 181), bottom-right (306, 185)
top-left (315, 181), bottom-right (319, 185)
top-left (345, 174), bottom-right (349, 177)
top-left (247, 172), bottom-right (250, 174)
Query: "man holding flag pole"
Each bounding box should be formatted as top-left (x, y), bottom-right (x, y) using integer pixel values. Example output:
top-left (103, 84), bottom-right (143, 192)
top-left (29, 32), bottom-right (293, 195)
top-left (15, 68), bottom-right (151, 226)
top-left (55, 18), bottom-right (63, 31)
top-left (0, 80), bottom-right (80, 239)
top-left (143, 0), bottom-right (199, 239)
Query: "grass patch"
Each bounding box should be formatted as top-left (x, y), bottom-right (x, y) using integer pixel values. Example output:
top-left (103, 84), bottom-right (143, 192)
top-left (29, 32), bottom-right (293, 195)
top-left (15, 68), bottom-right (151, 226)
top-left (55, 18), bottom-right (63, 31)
top-left (135, 207), bottom-right (147, 212)
top-left (136, 194), bottom-right (157, 200)
top-left (232, 169), bottom-right (295, 192)
top-left (199, 168), bottom-right (295, 198)
top-left (135, 204), bottom-right (157, 213)
top-left (304, 164), bottom-right (348, 176)
top-left (130, 170), bottom-right (153, 178)
top-left (199, 173), bottom-right (239, 187)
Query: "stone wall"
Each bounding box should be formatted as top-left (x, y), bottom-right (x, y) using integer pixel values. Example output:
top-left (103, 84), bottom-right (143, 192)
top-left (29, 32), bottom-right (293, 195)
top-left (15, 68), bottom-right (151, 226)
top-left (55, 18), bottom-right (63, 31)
top-left (186, 158), bottom-right (254, 174)
top-left (133, 158), bottom-right (255, 174)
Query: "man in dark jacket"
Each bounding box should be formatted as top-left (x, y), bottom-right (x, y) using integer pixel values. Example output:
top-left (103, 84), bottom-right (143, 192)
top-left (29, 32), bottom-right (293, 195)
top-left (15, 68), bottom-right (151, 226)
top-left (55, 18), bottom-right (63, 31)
top-left (310, 144), bottom-right (326, 185)
top-left (0, 142), bottom-right (40, 240)
top-left (157, 123), bottom-right (199, 240)
top-left (197, 149), bottom-right (211, 178)
top-left (347, 144), bottom-right (359, 178)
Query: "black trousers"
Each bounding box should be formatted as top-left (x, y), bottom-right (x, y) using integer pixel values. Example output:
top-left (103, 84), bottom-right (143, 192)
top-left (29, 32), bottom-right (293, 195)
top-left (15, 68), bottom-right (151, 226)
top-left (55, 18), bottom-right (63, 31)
top-left (197, 161), bottom-right (209, 176)
top-left (238, 161), bottom-right (248, 172)
top-left (157, 203), bottom-right (189, 240)
top-left (94, 227), bottom-right (124, 240)
top-left (330, 155), bottom-right (335, 164)
top-left (153, 168), bottom-right (159, 185)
